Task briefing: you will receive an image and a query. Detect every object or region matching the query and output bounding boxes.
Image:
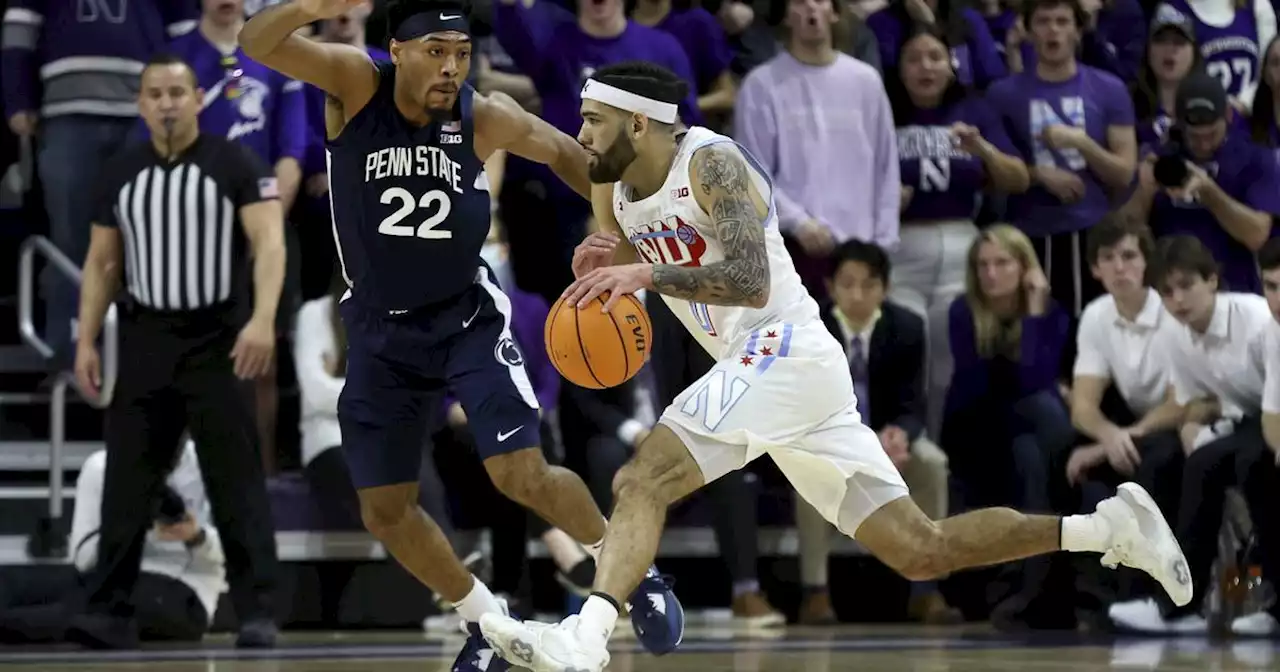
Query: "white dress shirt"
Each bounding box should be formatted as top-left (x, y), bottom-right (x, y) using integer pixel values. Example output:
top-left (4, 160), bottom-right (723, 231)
top-left (1156, 292), bottom-right (1272, 418)
top-left (1264, 318), bottom-right (1280, 415)
top-left (1073, 289), bottom-right (1176, 417)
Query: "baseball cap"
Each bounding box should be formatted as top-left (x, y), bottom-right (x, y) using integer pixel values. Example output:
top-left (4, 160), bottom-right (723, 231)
top-left (1150, 4), bottom-right (1195, 41)
top-left (1175, 69), bottom-right (1227, 126)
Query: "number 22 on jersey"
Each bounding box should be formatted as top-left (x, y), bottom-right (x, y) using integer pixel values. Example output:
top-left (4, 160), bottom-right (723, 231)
top-left (378, 187), bottom-right (453, 239)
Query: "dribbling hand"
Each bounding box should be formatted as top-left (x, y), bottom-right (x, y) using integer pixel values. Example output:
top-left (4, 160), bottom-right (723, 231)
top-left (572, 231), bottom-right (620, 279)
top-left (299, 0), bottom-right (367, 20)
top-left (561, 263), bottom-right (653, 314)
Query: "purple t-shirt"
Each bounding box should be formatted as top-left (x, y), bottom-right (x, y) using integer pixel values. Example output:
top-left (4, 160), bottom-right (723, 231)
top-left (654, 8), bottom-right (732, 94)
top-left (165, 30), bottom-right (307, 166)
top-left (897, 95), bottom-right (1017, 221)
top-left (1148, 134), bottom-right (1280, 293)
top-left (988, 65), bottom-right (1135, 235)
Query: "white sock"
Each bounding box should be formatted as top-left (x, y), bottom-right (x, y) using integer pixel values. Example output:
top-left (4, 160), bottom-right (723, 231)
top-left (584, 520), bottom-right (608, 563)
top-left (453, 576), bottom-right (504, 624)
top-left (576, 595), bottom-right (619, 649)
top-left (1060, 514), bottom-right (1111, 554)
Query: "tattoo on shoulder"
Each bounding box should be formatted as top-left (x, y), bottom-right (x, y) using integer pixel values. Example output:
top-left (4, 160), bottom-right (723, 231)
top-left (651, 145), bottom-right (770, 307)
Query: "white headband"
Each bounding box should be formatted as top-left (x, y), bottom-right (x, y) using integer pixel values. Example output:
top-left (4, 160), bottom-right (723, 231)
top-left (581, 79), bottom-right (678, 124)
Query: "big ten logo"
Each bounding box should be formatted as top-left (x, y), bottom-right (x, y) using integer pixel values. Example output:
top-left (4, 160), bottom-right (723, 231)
top-left (630, 215), bottom-right (707, 266)
top-left (670, 186), bottom-right (689, 199)
top-left (622, 313), bottom-right (647, 353)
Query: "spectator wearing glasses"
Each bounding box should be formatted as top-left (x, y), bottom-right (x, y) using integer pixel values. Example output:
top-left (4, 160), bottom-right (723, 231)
top-left (1109, 236), bottom-right (1273, 634)
top-left (987, 0), bottom-right (1137, 317)
top-left (1120, 70), bottom-right (1280, 295)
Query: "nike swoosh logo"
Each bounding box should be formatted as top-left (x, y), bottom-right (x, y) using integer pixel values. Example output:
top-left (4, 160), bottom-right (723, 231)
top-left (497, 426), bottom-right (524, 442)
top-left (440, 13), bottom-right (462, 19)
top-left (462, 304), bottom-right (482, 328)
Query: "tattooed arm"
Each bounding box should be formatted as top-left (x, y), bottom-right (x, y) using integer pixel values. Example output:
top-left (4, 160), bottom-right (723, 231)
top-left (651, 143), bottom-right (771, 308)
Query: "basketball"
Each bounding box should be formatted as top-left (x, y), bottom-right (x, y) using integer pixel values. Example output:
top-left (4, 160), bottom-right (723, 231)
top-left (545, 292), bottom-right (652, 389)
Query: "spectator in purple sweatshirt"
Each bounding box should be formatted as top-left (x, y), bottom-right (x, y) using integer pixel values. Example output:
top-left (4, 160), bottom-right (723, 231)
top-left (987, 0), bottom-right (1137, 317)
top-left (866, 0), bottom-right (1007, 88)
top-left (491, 0), bottom-right (700, 304)
top-left (940, 224), bottom-right (1073, 627)
top-left (631, 0), bottom-right (737, 126)
top-left (1132, 7), bottom-right (1204, 150)
top-left (735, 0), bottom-right (900, 303)
top-left (166, 0), bottom-right (309, 472)
top-left (886, 23), bottom-right (1030, 435)
top-left (1006, 0), bottom-right (1146, 83)
top-left (1, 0), bottom-right (198, 361)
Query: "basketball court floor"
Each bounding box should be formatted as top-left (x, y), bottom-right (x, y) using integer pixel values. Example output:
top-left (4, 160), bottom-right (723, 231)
top-left (0, 625), bottom-right (1273, 671)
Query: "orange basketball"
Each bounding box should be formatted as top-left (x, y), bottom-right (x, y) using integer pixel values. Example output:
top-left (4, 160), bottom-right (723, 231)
top-left (545, 292), bottom-right (652, 389)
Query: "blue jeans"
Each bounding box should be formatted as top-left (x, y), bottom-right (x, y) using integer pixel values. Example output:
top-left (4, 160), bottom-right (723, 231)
top-left (37, 115), bottom-right (137, 363)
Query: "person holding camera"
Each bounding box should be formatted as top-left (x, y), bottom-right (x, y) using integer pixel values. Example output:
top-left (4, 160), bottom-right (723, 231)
top-left (0, 441), bottom-right (226, 644)
top-left (1120, 69), bottom-right (1280, 294)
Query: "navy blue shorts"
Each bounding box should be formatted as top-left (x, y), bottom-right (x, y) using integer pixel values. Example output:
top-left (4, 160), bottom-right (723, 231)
top-left (336, 268), bottom-right (542, 490)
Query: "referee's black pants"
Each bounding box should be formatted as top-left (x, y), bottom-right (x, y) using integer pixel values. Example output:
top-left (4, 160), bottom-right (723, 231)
top-left (85, 303), bottom-right (278, 624)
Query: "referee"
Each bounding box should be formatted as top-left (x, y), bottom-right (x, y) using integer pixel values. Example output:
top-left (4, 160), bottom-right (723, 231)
top-left (70, 53), bottom-right (283, 649)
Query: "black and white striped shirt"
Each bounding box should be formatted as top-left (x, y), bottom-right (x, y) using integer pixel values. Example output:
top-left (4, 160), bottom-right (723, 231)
top-left (95, 135), bottom-right (276, 311)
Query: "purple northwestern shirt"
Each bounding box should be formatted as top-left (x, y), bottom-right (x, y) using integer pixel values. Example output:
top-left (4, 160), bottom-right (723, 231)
top-left (160, 30), bottom-right (307, 165)
top-left (1159, 0), bottom-right (1264, 100)
top-left (1147, 133), bottom-right (1280, 293)
top-left (898, 95), bottom-right (1016, 221)
top-left (987, 64), bottom-right (1135, 236)
top-left (867, 6), bottom-right (1007, 89)
top-left (734, 51), bottom-right (900, 249)
top-left (652, 8), bottom-right (733, 94)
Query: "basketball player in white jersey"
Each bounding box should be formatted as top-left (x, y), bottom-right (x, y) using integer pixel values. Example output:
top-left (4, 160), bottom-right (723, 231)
top-left (479, 62), bottom-right (1193, 672)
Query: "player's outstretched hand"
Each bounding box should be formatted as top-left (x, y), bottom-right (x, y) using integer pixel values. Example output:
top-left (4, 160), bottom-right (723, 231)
top-left (572, 231), bottom-right (619, 279)
top-left (562, 263), bottom-right (653, 314)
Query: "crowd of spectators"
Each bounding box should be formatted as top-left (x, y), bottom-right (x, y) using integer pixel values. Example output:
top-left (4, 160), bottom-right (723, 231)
top-left (4, 0), bottom-right (1280, 636)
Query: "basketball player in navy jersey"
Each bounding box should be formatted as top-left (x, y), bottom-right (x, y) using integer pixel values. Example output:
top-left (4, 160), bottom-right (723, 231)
top-left (239, 1), bottom-right (684, 668)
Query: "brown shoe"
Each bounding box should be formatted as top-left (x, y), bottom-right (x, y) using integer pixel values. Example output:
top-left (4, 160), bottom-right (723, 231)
top-left (908, 592), bottom-right (963, 625)
top-left (732, 591), bottom-right (786, 628)
top-left (798, 591), bottom-right (839, 626)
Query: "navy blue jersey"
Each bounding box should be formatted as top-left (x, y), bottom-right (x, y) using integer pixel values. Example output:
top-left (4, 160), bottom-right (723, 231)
top-left (326, 61), bottom-right (490, 312)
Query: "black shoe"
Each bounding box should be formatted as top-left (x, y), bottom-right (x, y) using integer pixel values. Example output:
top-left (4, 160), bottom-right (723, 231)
top-left (65, 612), bottom-right (139, 650)
top-left (235, 618), bottom-right (278, 648)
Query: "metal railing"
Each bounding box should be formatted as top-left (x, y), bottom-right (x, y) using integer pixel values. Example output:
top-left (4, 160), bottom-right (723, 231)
top-left (17, 235), bottom-right (118, 531)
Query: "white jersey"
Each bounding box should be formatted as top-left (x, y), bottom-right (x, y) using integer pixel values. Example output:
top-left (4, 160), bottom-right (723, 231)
top-left (613, 127), bottom-right (819, 359)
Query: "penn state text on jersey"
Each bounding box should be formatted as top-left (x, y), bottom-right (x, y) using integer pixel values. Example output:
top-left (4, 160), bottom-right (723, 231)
top-left (326, 60), bottom-right (490, 313)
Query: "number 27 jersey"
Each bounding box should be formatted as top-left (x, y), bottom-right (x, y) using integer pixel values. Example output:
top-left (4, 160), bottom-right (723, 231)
top-left (326, 61), bottom-right (491, 313)
top-left (612, 127), bottom-right (818, 359)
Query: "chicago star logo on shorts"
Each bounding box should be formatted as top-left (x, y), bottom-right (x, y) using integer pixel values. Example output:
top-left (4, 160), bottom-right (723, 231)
top-left (495, 337), bottom-right (524, 367)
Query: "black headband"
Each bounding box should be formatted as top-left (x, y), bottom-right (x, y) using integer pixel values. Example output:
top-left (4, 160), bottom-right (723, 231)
top-left (393, 11), bottom-right (471, 41)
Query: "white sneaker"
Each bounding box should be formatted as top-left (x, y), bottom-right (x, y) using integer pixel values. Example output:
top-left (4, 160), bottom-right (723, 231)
top-left (1232, 611), bottom-right (1280, 637)
top-left (1095, 483), bottom-right (1193, 607)
top-left (479, 613), bottom-right (610, 672)
top-left (1108, 598), bottom-right (1207, 634)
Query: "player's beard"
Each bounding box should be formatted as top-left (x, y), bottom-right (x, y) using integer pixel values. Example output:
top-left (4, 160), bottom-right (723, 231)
top-left (588, 130), bottom-right (638, 183)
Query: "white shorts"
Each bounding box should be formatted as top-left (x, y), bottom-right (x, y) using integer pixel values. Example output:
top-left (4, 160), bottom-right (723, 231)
top-left (659, 320), bottom-right (911, 536)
